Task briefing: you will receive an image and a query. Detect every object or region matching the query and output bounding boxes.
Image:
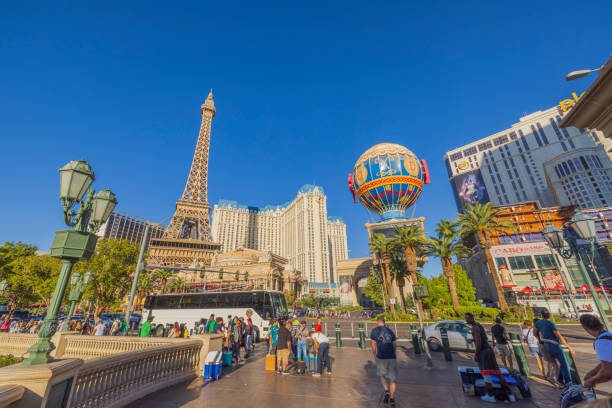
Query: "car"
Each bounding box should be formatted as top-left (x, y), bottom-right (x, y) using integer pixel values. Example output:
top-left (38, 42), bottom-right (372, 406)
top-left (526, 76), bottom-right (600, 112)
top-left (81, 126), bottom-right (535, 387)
top-left (422, 320), bottom-right (491, 352)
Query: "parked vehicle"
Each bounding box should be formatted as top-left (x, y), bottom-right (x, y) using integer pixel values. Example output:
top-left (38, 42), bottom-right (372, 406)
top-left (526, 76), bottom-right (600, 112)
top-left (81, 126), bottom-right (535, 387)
top-left (423, 320), bottom-right (491, 352)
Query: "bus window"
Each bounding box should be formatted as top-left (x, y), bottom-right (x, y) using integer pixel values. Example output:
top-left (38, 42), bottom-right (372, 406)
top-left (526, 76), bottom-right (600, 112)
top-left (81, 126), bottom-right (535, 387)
top-left (251, 292), bottom-right (265, 317)
top-left (218, 293), bottom-right (234, 308)
top-left (270, 293), bottom-right (282, 318)
top-left (155, 295), bottom-right (181, 309)
top-left (144, 295), bottom-right (155, 310)
top-left (179, 294), bottom-right (201, 309)
top-left (279, 296), bottom-right (289, 316)
top-left (201, 293), bottom-right (218, 308)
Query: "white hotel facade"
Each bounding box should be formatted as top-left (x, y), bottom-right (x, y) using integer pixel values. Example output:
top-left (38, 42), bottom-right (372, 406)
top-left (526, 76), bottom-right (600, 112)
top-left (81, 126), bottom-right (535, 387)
top-left (211, 185), bottom-right (348, 285)
top-left (443, 104), bottom-right (612, 211)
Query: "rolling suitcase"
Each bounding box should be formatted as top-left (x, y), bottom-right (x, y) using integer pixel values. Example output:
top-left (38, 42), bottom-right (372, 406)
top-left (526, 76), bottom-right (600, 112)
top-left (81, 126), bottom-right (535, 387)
top-left (222, 351), bottom-right (233, 367)
top-left (265, 353), bottom-right (276, 371)
top-left (295, 360), bottom-right (306, 375)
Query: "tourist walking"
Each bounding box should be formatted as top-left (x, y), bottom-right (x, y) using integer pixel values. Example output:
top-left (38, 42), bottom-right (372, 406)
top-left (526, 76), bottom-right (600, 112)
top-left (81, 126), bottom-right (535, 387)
top-left (110, 318), bottom-right (121, 336)
top-left (491, 318), bottom-right (514, 370)
top-left (94, 320), bottom-right (106, 336)
top-left (580, 314), bottom-right (612, 388)
top-left (245, 317), bottom-right (254, 356)
top-left (230, 316), bottom-right (243, 364)
top-left (296, 321), bottom-right (309, 361)
top-left (268, 319), bottom-right (279, 355)
top-left (140, 316), bottom-right (154, 337)
top-left (276, 321), bottom-right (292, 374)
top-left (522, 320), bottom-right (544, 376)
top-left (370, 316), bottom-right (397, 407)
top-left (315, 317), bottom-right (323, 333)
top-left (169, 322), bottom-right (181, 338)
top-left (465, 312), bottom-right (508, 403)
top-left (535, 310), bottom-right (574, 387)
top-left (312, 326), bottom-right (331, 377)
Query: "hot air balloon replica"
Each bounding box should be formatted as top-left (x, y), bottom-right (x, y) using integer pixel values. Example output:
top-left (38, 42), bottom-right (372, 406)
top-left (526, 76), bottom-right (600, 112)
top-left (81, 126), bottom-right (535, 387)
top-left (349, 143), bottom-right (430, 220)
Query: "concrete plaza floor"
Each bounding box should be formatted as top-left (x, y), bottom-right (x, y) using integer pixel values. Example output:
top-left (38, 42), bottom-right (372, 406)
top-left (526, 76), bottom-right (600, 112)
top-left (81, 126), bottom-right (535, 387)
top-left (129, 344), bottom-right (585, 408)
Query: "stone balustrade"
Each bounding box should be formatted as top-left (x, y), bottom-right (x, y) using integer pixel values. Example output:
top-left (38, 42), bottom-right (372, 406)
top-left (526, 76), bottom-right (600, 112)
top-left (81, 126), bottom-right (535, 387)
top-left (58, 335), bottom-right (185, 359)
top-left (0, 333), bottom-right (39, 358)
top-left (0, 384), bottom-right (24, 406)
top-left (68, 340), bottom-right (201, 408)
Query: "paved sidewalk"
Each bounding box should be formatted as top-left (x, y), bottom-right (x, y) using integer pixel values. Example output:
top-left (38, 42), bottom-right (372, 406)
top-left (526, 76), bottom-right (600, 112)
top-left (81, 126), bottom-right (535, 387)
top-left (130, 345), bottom-right (569, 408)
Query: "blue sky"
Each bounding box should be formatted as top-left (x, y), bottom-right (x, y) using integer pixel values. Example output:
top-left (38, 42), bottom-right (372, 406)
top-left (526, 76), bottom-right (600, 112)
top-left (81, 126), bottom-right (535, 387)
top-left (0, 1), bottom-right (610, 277)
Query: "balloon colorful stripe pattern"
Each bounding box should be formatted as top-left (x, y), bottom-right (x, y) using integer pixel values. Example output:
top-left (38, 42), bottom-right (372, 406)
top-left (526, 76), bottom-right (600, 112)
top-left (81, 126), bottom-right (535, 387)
top-left (352, 143), bottom-right (424, 221)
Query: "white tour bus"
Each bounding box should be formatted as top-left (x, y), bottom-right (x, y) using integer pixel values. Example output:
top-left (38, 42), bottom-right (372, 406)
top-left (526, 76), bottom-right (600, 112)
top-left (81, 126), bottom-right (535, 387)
top-left (142, 290), bottom-right (289, 341)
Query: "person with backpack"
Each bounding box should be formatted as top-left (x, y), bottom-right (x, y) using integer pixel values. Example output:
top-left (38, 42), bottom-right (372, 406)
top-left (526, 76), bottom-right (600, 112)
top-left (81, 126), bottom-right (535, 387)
top-left (580, 314), bottom-right (612, 388)
top-left (246, 317), bottom-right (255, 355)
top-left (522, 320), bottom-right (544, 377)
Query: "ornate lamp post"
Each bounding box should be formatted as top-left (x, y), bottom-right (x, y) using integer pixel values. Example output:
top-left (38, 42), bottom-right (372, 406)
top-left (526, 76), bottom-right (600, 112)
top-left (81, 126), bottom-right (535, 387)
top-left (63, 271), bottom-right (93, 331)
top-left (542, 211), bottom-right (612, 332)
top-left (23, 160), bottom-right (116, 365)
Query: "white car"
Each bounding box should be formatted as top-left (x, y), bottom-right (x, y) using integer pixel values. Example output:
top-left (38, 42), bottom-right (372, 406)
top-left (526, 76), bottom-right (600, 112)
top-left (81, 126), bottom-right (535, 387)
top-left (422, 320), bottom-right (491, 352)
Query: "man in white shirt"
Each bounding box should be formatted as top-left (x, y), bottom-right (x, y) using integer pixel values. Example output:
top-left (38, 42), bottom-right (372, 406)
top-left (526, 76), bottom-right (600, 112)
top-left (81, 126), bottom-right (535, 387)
top-left (580, 314), bottom-right (612, 388)
top-left (311, 328), bottom-right (331, 376)
top-left (94, 320), bottom-right (106, 336)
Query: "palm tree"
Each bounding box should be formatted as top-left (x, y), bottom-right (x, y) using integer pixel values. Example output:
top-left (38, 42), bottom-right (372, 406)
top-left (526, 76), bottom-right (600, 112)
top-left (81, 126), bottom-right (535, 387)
top-left (394, 225), bottom-right (427, 317)
top-left (435, 220), bottom-right (457, 236)
top-left (154, 269), bottom-right (173, 294)
top-left (167, 276), bottom-right (186, 293)
top-left (135, 272), bottom-right (154, 307)
top-left (389, 258), bottom-right (410, 313)
top-left (456, 202), bottom-right (516, 310)
top-left (369, 234), bottom-right (397, 313)
top-left (425, 224), bottom-right (470, 310)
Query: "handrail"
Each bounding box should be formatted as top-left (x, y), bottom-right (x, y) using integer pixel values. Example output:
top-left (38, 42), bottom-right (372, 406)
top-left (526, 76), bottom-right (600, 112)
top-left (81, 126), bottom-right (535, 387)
top-left (68, 340), bottom-right (201, 408)
top-left (0, 384), bottom-right (24, 406)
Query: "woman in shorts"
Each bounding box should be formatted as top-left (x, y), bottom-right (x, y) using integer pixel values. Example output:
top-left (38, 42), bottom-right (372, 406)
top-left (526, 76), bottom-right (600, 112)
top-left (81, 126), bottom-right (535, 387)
top-left (522, 320), bottom-right (544, 376)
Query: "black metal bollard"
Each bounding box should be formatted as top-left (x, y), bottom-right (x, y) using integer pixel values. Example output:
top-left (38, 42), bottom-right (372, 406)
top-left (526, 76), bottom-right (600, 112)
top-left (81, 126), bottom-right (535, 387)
top-left (560, 344), bottom-right (581, 384)
top-left (358, 323), bottom-right (366, 349)
top-left (439, 328), bottom-right (452, 361)
top-left (509, 333), bottom-right (530, 376)
top-left (335, 323), bottom-right (342, 347)
top-left (410, 324), bottom-right (421, 354)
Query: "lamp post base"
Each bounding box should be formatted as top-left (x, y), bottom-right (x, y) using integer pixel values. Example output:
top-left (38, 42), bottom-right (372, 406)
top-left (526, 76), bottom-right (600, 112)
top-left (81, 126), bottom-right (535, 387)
top-left (22, 338), bottom-right (55, 365)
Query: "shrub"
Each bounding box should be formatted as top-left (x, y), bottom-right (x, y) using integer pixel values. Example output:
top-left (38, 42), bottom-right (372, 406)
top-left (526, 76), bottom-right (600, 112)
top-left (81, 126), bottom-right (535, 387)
top-left (0, 355), bottom-right (22, 368)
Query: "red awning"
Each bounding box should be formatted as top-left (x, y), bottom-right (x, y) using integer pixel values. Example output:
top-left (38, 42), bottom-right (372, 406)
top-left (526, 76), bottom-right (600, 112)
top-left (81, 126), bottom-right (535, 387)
top-left (605, 286), bottom-right (612, 292)
top-left (519, 286), bottom-right (533, 293)
top-left (552, 284), bottom-right (567, 292)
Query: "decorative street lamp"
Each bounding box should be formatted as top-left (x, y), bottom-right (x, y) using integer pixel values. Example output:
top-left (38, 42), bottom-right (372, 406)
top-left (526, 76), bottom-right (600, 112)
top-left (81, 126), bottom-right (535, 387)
top-left (542, 211), bottom-right (612, 332)
top-left (23, 160), bottom-right (116, 365)
top-left (63, 271), bottom-right (93, 331)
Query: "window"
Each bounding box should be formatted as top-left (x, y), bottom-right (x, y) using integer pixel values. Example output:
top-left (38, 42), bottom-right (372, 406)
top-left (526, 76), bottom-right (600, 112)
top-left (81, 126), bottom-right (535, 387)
top-left (509, 132), bottom-right (518, 140)
top-left (478, 141), bottom-right (493, 151)
top-left (550, 118), bottom-right (564, 141)
top-left (493, 135), bottom-right (509, 146)
top-left (508, 256), bottom-right (535, 270)
top-left (155, 295), bottom-right (181, 309)
top-left (463, 146), bottom-right (477, 156)
top-left (449, 152), bottom-right (463, 161)
top-left (534, 254), bottom-right (557, 268)
top-left (531, 126), bottom-right (543, 147)
top-left (536, 123), bottom-right (549, 144)
top-left (519, 130), bottom-right (530, 150)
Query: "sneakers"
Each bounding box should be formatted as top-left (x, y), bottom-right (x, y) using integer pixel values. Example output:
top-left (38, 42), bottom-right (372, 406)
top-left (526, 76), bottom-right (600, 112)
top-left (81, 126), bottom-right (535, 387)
top-left (480, 394), bottom-right (496, 403)
top-left (312, 373), bottom-right (321, 377)
top-left (389, 398), bottom-right (396, 407)
top-left (383, 391), bottom-right (390, 404)
top-left (282, 371), bottom-right (289, 375)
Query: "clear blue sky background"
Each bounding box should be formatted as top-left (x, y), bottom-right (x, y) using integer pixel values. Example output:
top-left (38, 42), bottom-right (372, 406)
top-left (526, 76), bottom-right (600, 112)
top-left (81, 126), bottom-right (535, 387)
top-left (1, 1), bottom-right (610, 277)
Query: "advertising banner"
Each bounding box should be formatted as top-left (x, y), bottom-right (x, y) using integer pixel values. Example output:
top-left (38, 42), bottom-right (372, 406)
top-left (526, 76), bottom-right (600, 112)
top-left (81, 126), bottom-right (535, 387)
top-left (339, 275), bottom-right (352, 307)
top-left (451, 169), bottom-right (490, 211)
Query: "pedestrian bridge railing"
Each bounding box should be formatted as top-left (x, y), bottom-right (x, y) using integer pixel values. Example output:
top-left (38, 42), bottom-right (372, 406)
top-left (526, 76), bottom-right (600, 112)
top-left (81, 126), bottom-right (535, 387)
top-left (69, 340), bottom-right (201, 408)
top-left (58, 335), bottom-right (185, 359)
top-left (0, 333), bottom-right (39, 358)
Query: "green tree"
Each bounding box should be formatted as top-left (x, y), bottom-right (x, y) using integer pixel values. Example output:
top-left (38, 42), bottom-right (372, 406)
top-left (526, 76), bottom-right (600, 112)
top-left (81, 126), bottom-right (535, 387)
top-left (361, 273), bottom-right (384, 307)
top-left (153, 269), bottom-right (173, 294)
top-left (453, 264), bottom-right (477, 305)
top-left (0, 241), bottom-right (37, 279)
top-left (389, 258), bottom-right (410, 312)
top-left (393, 225), bottom-right (427, 315)
top-left (76, 239), bottom-right (139, 319)
top-left (369, 234), bottom-right (397, 313)
top-left (457, 202), bottom-right (516, 310)
top-left (284, 289), bottom-right (295, 306)
top-left (9, 255), bottom-right (62, 309)
top-left (299, 294), bottom-right (319, 308)
top-left (425, 222), bottom-right (470, 310)
top-left (135, 271), bottom-right (155, 307)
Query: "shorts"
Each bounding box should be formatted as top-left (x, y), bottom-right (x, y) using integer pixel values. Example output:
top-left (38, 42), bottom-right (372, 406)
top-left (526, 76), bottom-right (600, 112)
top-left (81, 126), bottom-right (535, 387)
top-left (496, 343), bottom-right (512, 356)
top-left (477, 348), bottom-right (499, 384)
top-left (539, 343), bottom-right (555, 362)
top-left (528, 345), bottom-right (542, 357)
top-left (276, 348), bottom-right (290, 364)
top-left (376, 358), bottom-right (398, 382)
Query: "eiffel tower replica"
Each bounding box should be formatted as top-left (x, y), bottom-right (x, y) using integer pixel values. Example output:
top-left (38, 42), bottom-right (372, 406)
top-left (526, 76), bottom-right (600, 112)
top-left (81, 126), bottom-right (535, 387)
top-left (148, 91), bottom-right (221, 270)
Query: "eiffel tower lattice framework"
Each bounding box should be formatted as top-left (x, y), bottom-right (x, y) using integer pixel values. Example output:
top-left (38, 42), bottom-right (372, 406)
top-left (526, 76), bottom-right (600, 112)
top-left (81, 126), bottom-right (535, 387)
top-left (148, 91), bottom-right (222, 268)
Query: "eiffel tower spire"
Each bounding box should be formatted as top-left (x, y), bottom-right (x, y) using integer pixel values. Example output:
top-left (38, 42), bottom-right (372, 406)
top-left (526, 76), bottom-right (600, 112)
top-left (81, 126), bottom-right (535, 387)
top-left (181, 90), bottom-right (215, 203)
top-left (148, 92), bottom-right (221, 267)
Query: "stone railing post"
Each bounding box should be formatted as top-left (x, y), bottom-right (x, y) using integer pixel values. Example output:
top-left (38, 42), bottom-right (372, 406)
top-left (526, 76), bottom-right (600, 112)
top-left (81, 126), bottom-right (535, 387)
top-left (50, 331), bottom-right (78, 358)
top-left (190, 334), bottom-right (224, 373)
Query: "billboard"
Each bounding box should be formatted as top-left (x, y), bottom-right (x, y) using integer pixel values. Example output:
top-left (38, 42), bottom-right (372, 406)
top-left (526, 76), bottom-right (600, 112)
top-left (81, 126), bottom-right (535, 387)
top-left (339, 275), bottom-right (352, 307)
top-left (451, 169), bottom-right (490, 211)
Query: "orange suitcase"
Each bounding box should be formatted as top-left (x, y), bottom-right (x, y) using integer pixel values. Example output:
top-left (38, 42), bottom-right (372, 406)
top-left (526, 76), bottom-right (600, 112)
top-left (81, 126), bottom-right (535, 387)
top-left (265, 354), bottom-right (276, 371)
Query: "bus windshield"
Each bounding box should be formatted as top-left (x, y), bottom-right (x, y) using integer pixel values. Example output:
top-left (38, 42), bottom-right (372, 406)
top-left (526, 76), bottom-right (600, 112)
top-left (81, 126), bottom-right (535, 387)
top-left (270, 292), bottom-right (288, 317)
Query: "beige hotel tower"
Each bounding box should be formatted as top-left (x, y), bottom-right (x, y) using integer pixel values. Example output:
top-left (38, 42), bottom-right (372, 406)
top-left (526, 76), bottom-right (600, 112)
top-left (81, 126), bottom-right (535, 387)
top-left (211, 185), bottom-right (348, 284)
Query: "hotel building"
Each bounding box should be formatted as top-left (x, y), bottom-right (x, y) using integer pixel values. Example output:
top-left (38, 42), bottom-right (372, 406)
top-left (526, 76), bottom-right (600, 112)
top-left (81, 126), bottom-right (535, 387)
top-left (97, 211), bottom-right (165, 248)
top-left (211, 185), bottom-right (348, 285)
top-left (443, 104), bottom-right (612, 211)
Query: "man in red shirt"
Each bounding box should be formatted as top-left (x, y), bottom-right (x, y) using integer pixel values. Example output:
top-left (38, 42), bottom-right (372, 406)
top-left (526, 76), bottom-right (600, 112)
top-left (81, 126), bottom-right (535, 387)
top-left (315, 318), bottom-right (323, 333)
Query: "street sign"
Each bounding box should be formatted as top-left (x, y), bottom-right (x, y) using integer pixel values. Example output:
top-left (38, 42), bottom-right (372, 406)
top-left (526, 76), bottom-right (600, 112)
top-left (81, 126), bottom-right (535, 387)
top-left (414, 285), bottom-right (430, 299)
